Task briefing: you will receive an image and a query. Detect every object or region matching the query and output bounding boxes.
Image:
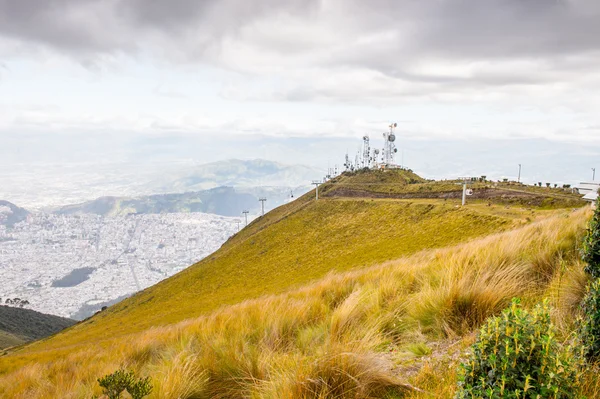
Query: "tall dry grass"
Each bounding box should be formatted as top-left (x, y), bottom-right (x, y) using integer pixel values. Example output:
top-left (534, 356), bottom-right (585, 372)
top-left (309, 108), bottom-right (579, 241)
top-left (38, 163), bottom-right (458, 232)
top-left (0, 208), bottom-right (590, 398)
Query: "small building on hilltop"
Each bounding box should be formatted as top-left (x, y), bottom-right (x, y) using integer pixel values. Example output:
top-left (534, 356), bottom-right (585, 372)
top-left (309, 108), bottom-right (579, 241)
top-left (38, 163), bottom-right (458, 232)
top-left (578, 182), bottom-right (599, 208)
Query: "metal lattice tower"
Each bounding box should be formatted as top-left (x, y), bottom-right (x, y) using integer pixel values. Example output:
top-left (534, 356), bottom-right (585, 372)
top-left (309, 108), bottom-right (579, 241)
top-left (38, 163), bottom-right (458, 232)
top-left (362, 135), bottom-right (370, 168)
top-left (242, 210), bottom-right (249, 226)
top-left (381, 123), bottom-right (398, 166)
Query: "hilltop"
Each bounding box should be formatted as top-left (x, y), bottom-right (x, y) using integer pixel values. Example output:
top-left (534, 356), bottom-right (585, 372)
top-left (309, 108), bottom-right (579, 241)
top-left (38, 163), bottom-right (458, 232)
top-left (322, 168), bottom-right (585, 208)
top-left (0, 201), bottom-right (29, 228)
top-left (0, 169), bottom-right (592, 398)
top-left (0, 306), bottom-right (75, 350)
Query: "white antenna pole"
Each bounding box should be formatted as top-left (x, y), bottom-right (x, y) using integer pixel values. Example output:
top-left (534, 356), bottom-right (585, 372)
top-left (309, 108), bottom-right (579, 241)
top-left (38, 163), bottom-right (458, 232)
top-left (593, 168), bottom-right (596, 181)
top-left (518, 164), bottom-right (522, 183)
top-left (242, 210), bottom-right (249, 226)
top-left (258, 198), bottom-right (267, 216)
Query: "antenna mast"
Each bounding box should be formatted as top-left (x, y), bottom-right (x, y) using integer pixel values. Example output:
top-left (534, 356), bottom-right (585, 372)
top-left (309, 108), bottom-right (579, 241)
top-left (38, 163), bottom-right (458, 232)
top-left (362, 135), bottom-right (370, 168)
top-left (242, 210), bottom-right (249, 226)
top-left (382, 122), bottom-right (398, 166)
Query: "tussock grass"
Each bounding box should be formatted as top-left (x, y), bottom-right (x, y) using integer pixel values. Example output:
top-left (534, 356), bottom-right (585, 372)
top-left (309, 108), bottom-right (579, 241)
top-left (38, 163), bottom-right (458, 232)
top-left (0, 208), bottom-right (590, 398)
top-left (11, 198), bottom-right (526, 358)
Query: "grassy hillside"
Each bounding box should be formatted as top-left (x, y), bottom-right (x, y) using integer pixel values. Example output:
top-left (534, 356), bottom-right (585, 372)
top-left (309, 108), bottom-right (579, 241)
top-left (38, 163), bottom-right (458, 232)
top-left (0, 169), bottom-right (591, 397)
top-left (10, 198), bottom-right (543, 358)
top-left (0, 208), bottom-right (591, 398)
top-left (322, 169), bottom-right (586, 209)
top-left (0, 306), bottom-right (75, 350)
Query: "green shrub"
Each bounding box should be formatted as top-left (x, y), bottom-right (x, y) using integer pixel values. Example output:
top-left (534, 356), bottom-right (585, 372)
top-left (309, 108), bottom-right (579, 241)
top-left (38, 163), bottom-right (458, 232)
top-left (580, 279), bottom-right (600, 361)
top-left (582, 199), bottom-right (600, 278)
top-left (98, 369), bottom-right (153, 399)
top-left (456, 299), bottom-right (583, 399)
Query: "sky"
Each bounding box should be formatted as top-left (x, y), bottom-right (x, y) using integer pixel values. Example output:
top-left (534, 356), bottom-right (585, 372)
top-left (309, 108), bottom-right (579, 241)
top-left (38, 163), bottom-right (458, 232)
top-left (1, 0), bottom-right (599, 195)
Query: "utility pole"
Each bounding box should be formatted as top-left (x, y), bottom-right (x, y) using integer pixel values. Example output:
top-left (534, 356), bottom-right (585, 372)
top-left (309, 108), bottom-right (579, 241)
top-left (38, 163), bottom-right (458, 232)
top-left (312, 180), bottom-right (322, 200)
top-left (259, 198), bottom-right (267, 216)
top-left (236, 220), bottom-right (240, 232)
top-left (242, 210), bottom-right (249, 226)
top-left (593, 168), bottom-right (596, 181)
top-left (518, 164), bottom-right (522, 183)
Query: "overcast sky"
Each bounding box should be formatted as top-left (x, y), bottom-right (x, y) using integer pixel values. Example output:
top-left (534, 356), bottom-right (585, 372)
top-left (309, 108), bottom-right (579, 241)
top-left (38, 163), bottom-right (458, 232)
top-left (1, 0), bottom-right (599, 188)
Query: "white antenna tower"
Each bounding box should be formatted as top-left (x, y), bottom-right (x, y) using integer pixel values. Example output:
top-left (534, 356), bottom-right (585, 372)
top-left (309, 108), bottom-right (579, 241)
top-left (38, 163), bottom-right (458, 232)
top-left (362, 135), bottom-right (370, 168)
top-left (242, 210), bottom-right (249, 226)
top-left (344, 152), bottom-right (351, 171)
top-left (372, 148), bottom-right (380, 168)
top-left (258, 198), bottom-right (267, 216)
top-left (382, 122), bottom-right (398, 166)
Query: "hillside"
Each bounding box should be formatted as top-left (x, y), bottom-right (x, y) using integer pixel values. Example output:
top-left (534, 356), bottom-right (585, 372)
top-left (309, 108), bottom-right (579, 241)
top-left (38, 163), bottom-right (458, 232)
top-left (0, 200), bottom-right (29, 228)
top-left (53, 187), bottom-right (257, 217)
top-left (0, 331), bottom-right (23, 350)
top-left (0, 169), bottom-right (591, 397)
top-left (0, 306), bottom-right (75, 350)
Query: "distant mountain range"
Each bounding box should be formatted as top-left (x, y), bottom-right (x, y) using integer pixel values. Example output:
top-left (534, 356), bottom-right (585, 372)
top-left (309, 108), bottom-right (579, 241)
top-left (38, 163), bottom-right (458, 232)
top-left (154, 159), bottom-right (321, 193)
top-left (0, 305), bottom-right (75, 350)
top-left (51, 186), bottom-right (306, 217)
top-left (52, 187), bottom-right (258, 217)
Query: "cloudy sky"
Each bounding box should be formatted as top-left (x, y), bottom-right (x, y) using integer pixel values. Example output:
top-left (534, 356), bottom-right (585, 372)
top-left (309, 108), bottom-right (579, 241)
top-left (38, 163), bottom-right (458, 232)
top-left (1, 0), bottom-right (599, 195)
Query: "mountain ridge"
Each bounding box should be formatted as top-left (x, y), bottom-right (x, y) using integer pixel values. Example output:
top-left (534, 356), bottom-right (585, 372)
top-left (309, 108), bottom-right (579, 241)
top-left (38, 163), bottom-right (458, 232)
top-left (0, 306), bottom-right (75, 350)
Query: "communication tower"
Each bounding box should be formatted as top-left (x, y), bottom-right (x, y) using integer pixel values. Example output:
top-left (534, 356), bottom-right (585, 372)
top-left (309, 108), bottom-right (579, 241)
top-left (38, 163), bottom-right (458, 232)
top-left (372, 148), bottom-right (380, 168)
top-left (362, 135), bottom-right (370, 168)
top-left (381, 122), bottom-right (398, 166)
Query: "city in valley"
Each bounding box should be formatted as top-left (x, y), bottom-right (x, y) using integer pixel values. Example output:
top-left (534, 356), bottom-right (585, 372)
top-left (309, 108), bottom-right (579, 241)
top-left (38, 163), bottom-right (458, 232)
top-left (0, 211), bottom-right (239, 319)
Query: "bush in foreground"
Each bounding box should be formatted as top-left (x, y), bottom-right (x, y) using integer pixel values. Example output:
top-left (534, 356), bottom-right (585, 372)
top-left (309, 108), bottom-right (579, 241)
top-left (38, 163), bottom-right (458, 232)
top-left (580, 279), bottom-right (600, 360)
top-left (98, 369), bottom-right (152, 399)
top-left (456, 299), bottom-right (583, 399)
top-left (582, 199), bottom-right (600, 278)
top-left (580, 198), bottom-right (600, 359)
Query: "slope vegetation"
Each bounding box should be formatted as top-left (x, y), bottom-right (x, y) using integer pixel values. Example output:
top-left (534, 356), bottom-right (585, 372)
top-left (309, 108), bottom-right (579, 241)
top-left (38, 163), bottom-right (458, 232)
top-left (0, 207), bottom-right (591, 397)
top-left (15, 196), bottom-right (531, 354)
top-left (0, 170), bottom-right (589, 396)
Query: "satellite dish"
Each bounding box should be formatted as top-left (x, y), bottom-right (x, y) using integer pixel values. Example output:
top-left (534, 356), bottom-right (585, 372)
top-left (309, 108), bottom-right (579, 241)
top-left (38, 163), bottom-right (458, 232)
top-left (466, 189), bottom-right (474, 196)
top-left (374, 149), bottom-right (380, 154)
top-left (393, 148), bottom-right (398, 153)
top-left (393, 123), bottom-right (397, 128)
top-left (363, 135), bottom-right (368, 140)
top-left (389, 134), bottom-right (396, 142)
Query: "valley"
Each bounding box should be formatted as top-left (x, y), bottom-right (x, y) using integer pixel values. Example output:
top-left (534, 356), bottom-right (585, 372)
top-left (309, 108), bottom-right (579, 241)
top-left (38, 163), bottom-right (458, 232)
top-left (0, 211), bottom-right (238, 319)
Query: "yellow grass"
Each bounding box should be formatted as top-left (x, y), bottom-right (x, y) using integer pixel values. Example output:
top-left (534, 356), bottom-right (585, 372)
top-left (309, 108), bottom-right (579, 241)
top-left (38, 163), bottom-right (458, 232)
top-left (0, 207), bottom-right (591, 398)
